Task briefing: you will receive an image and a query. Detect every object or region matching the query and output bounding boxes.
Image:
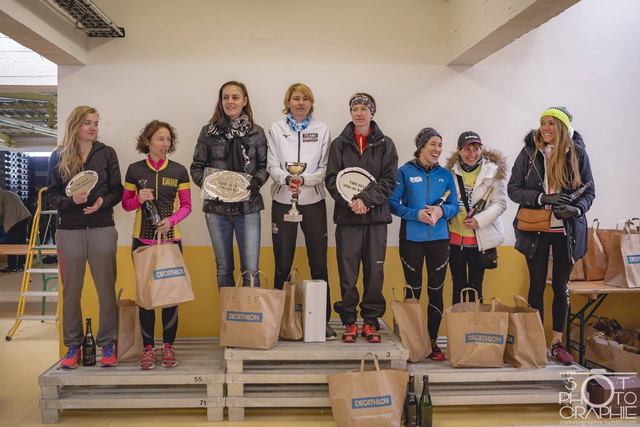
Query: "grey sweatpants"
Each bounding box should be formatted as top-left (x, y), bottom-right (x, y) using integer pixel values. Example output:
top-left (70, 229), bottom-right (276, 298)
top-left (57, 227), bottom-right (118, 347)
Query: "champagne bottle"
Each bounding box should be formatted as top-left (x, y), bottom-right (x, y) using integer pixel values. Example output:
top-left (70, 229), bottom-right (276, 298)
top-left (82, 318), bottom-right (96, 366)
top-left (465, 186), bottom-right (494, 220)
top-left (418, 375), bottom-right (433, 427)
top-left (404, 374), bottom-right (418, 426)
top-left (138, 179), bottom-right (160, 226)
top-left (567, 181), bottom-right (592, 202)
top-left (432, 190), bottom-right (451, 207)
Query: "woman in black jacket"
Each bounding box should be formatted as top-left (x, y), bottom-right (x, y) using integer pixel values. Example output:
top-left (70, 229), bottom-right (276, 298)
top-left (190, 81), bottom-right (268, 288)
top-left (508, 106), bottom-right (595, 365)
top-left (48, 106), bottom-right (123, 369)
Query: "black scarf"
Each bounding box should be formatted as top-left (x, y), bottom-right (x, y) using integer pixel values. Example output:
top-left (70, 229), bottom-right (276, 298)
top-left (207, 114), bottom-right (252, 172)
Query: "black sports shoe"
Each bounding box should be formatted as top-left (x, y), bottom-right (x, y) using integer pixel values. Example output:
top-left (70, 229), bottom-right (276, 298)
top-left (326, 324), bottom-right (337, 341)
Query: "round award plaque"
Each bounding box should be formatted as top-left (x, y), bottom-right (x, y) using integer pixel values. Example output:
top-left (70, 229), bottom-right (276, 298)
top-left (336, 167), bottom-right (376, 203)
top-left (203, 170), bottom-right (251, 202)
top-left (65, 170), bottom-right (99, 196)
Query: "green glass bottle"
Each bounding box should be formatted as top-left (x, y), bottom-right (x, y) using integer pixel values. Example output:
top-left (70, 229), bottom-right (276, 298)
top-left (403, 374), bottom-right (418, 426)
top-left (418, 374), bottom-right (433, 427)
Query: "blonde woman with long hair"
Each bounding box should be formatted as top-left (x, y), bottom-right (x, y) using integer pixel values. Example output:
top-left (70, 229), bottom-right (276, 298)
top-left (508, 107), bottom-right (595, 365)
top-left (47, 106), bottom-right (124, 369)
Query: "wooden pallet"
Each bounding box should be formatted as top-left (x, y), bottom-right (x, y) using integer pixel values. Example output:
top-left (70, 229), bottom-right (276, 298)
top-left (409, 348), bottom-right (589, 406)
top-left (39, 338), bottom-right (225, 423)
top-left (225, 319), bottom-right (409, 421)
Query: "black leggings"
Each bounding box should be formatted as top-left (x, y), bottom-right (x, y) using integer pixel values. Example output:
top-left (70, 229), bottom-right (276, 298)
top-left (132, 239), bottom-right (181, 347)
top-left (525, 233), bottom-right (573, 333)
top-left (399, 238), bottom-right (450, 340)
top-left (449, 244), bottom-right (485, 304)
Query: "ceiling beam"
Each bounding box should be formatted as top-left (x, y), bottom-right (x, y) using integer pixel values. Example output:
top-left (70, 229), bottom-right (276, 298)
top-left (446, 0), bottom-right (582, 66)
top-left (0, 0), bottom-right (88, 65)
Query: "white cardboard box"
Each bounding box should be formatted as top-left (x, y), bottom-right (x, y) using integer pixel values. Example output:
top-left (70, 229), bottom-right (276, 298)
top-left (302, 279), bottom-right (327, 342)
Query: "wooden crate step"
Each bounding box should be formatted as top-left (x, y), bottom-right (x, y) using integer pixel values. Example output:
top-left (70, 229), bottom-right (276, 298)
top-left (39, 338), bottom-right (225, 424)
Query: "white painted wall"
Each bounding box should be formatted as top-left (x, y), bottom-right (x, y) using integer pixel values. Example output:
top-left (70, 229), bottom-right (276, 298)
top-left (55, 0), bottom-right (640, 247)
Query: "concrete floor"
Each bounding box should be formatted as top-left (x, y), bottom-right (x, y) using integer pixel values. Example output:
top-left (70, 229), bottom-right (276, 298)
top-left (0, 269), bottom-right (575, 426)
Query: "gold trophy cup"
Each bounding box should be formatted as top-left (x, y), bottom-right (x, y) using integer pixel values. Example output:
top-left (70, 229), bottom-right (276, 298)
top-left (284, 162), bottom-right (307, 222)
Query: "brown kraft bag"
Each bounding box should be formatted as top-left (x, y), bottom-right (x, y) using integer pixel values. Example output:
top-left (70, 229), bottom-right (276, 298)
top-left (116, 289), bottom-right (143, 362)
top-left (499, 295), bottom-right (548, 368)
top-left (279, 268), bottom-right (303, 340)
top-left (328, 352), bottom-right (408, 427)
top-left (219, 271), bottom-right (286, 349)
top-left (390, 287), bottom-right (431, 362)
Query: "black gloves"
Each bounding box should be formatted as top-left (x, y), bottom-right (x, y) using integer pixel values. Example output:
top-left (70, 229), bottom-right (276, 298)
top-left (552, 204), bottom-right (581, 220)
top-left (247, 177), bottom-right (262, 198)
top-left (540, 193), bottom-right (571, 206)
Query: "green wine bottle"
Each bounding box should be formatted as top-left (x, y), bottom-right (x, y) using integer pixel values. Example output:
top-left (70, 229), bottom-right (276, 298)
top-left (418, 374), bottom-right (433, 427)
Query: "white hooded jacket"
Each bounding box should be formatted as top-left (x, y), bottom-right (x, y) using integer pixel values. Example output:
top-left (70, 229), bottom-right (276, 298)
top-left (445, 148), bottom-right (508, 251)
top-left (267, 117), bottom-right (331, 205)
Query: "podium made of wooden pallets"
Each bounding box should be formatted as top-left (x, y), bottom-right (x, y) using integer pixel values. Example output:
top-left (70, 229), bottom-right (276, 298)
top-left (409, 337), bottom-right (589, 407)
top-left (224, 319), bottom-right (408, 422)
top-left (38, 338), bottom-right (226, 423)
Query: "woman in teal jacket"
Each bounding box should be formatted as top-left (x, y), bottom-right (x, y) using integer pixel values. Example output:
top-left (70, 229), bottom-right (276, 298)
top-left (390, 127), bottom-right (458, 360)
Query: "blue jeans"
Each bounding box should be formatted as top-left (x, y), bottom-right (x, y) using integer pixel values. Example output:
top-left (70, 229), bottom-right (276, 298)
top-left (205, 212), bottom-right (261, 288)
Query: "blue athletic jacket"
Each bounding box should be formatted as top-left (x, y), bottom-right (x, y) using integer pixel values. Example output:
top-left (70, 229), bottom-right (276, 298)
top-left (390, 159), bottom-right (458, 242)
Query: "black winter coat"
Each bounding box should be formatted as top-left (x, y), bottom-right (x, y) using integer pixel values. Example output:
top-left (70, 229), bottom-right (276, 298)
top-left (47, 141), bottom-right (124, 229)
top-left (325, 121), bottom-right (398, 225)
top-left (190, 123), bottom-right (268, 216)
top-left (507, 130), bottom-right (595, 262)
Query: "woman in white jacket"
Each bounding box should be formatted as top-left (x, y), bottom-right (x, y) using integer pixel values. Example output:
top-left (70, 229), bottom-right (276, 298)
top-left (266, 83), bottom-right (335, 339)
top-left (445, 131), bottom-right (508, 304)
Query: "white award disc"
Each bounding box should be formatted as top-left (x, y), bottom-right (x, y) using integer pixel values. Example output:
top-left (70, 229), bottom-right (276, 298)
top-left (65, 170), bottom-right (99, 196)
top-left (203, 171), bottom-right (251, 202)
top-left (336, 167), bottom-right (376, 203)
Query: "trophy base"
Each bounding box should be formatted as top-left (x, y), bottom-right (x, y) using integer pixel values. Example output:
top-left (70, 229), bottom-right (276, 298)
top-left (284, 213), bottom-right (303, 222)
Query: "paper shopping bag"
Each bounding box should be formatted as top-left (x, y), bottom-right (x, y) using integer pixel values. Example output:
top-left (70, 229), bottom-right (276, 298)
top-left (116, 289), bottom-right (143, 362)
top-left (219, 271), bottom-right (286, 349)
top-left (499, 295), bottom-right (548, 369)
top-left (584, 335), bottom-right (640, 379)
top-left (133, 233), bottom-right (194, 310)
top-left (390, 287), bottom-right (431, 362)
top-left (445, 288), bottom-right (509, 368)
top-left (279, 268), bottom-right (303, 340)
top-left (328, 352), bottom-right (408, 427)
top-left (582, 219), bottom-right (609, 281)
top-left (604, 223), bottom-right (640, 288)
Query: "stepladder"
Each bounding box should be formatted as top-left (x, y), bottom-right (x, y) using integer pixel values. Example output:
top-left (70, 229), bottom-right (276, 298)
top-left (6, 187), bottom-right (59, 341)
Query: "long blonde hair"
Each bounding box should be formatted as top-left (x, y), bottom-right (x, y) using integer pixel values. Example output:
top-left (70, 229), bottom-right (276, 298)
top-left (533, 119), bottom-right (581, 190)
top-left (57, 106), bottom-right (98, 181)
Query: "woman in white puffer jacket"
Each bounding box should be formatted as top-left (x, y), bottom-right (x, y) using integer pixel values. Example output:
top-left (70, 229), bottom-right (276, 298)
top-left (445, 131), bottom-right (508, 304)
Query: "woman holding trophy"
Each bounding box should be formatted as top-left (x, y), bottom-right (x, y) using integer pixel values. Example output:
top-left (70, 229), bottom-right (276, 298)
top-left (122, 120), bottom-right (192, 369)
top-left (325, 93), bottom-right (398, 343)
top-left (47, 106), bottom-right (124, 369)
top-left (266, 83), bottom-right (335, 339)
top-left (190, 81), bottom-right (268, 287)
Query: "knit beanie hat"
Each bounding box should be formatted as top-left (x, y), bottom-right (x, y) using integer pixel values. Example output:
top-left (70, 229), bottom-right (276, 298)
top-left (415, 127), bottom-right (442, 152)
top-left (540, 106), bottom-right (573, 133)
top-left (349, 93), bottom-right (376, 116)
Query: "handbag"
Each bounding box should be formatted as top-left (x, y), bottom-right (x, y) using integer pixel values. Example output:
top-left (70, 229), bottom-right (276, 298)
top-left (479, 247), bottom-right (498, 269)
top-left (133, 232), bottom-right (194, 310)
top-left (516, 208), bottom-right (552, 232)
top-left (219, 271), bottom-right (286, 349)
top-left (390, 287), bottom-right (431, 362)
top-left (328, 352), bottom-right (408, 427)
